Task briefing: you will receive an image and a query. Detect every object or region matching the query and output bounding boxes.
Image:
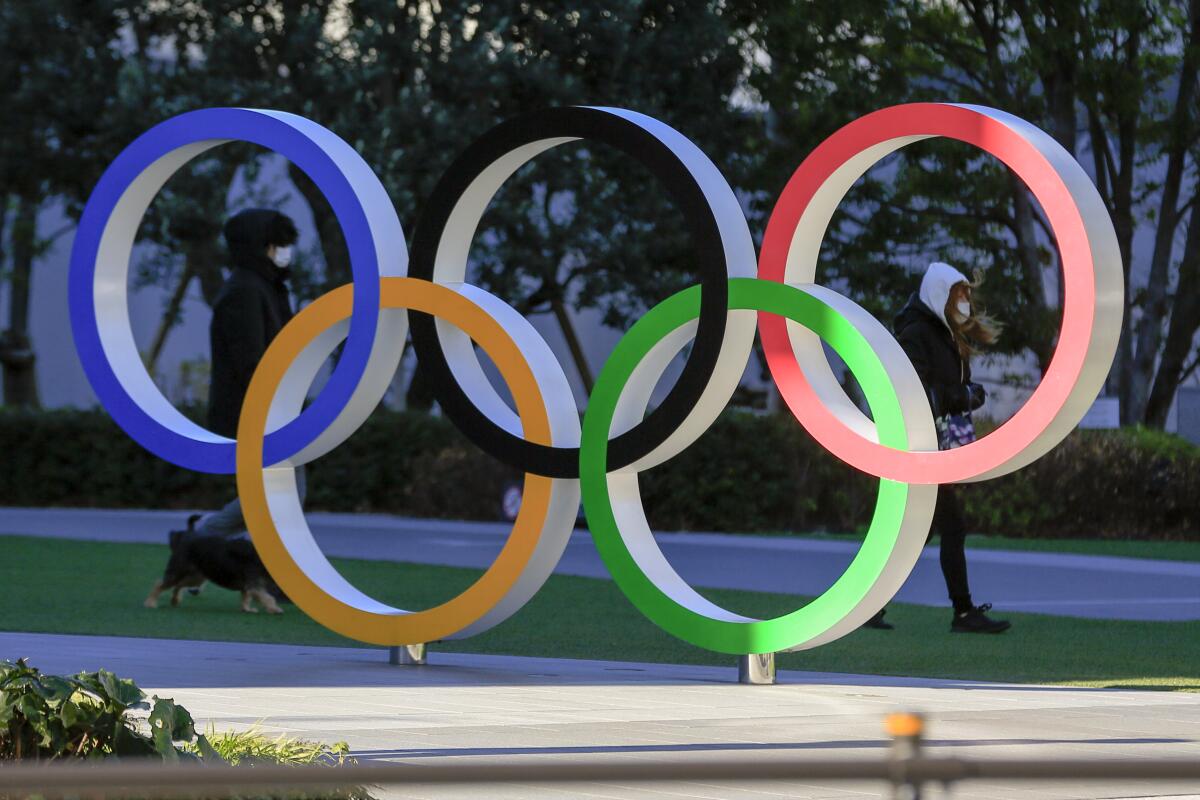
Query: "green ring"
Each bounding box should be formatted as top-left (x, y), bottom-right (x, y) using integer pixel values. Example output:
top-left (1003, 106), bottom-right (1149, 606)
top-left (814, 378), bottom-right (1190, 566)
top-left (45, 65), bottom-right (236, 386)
top-left (580, 277), bottom-right (914, 654)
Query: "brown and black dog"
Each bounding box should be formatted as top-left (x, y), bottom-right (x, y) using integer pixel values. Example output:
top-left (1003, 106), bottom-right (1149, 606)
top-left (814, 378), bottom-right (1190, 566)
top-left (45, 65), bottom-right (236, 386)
top-left (144, 515), bottom-right (285, 614)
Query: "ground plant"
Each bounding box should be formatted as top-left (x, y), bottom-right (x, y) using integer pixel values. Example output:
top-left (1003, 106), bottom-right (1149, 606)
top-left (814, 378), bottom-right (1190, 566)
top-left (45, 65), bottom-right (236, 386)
top-left (0, 659), bottom-right (372, 799)
top-left (194, 726), bottom-right (357, 768)
top-left (0, 658), bottom-right (206, 762)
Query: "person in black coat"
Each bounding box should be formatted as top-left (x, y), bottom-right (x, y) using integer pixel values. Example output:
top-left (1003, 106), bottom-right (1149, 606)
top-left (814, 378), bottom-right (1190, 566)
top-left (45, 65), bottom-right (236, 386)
top-left (194, 208), bottom-right (303, 538)
top-left (206, 209), bottom-right (299, 438)
top-left (865, 261), bottom-right (1011, 634)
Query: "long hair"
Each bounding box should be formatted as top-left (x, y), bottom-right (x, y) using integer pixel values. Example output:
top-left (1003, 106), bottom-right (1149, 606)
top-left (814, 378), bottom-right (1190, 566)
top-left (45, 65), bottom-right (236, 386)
top-left (946, 270), bottom-right (1001, 359)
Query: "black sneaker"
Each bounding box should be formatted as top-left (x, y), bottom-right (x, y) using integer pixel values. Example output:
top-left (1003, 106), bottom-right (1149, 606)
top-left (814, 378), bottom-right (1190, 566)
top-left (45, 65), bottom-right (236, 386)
top-left (951, 603), bottom-right (1011, 634)
top-left (862, 609), bottom-right (894, 630)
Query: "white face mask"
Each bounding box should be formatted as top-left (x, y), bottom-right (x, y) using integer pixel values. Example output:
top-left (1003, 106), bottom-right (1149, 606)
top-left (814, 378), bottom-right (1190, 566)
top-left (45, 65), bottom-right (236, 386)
top-left (956, 299), bottom-right (971, 318)
top-left (271, 245), bottom-right (293, 268)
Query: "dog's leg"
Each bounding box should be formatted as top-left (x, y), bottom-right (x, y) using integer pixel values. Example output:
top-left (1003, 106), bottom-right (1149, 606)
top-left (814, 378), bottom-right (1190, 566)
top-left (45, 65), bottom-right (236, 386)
top-left (253, 588), bottom-right (284, 615)
top-left (144, 580), bottom-right (165, 609)
top-left (170, 586), bottom-right (186, 607)
top-left (240, 591), bottom-right (259, 613)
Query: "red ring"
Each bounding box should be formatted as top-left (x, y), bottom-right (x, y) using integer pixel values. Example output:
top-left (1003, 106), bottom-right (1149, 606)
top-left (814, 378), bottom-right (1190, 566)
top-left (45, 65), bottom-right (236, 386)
top-left (758, 103), bottom-right (1098, 484)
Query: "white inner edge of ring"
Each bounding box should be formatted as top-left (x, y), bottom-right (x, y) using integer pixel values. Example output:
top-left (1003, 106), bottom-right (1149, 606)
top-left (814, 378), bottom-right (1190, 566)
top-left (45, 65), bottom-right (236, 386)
top-left (95, 140), bottom-right (230, 443)
top-left (780, 135), bottom-right (929, 449)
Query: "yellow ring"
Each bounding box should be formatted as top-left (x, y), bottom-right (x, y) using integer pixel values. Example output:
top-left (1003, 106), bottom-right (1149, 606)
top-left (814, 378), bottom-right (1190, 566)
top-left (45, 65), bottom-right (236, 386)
top-left (236, 277), bottom-right (553, 645)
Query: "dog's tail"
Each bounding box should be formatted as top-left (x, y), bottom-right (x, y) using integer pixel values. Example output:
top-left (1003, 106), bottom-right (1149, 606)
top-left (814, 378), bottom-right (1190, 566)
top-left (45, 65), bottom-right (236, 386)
top-left (168, 514), bottom-right (204, 550)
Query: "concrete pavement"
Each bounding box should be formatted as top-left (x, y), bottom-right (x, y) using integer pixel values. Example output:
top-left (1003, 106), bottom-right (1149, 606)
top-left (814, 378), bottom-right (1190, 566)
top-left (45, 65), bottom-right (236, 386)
top-left (3, 631), bottom-right (1199, 800)
top-left (2, 506), bottom-right (1197, 621)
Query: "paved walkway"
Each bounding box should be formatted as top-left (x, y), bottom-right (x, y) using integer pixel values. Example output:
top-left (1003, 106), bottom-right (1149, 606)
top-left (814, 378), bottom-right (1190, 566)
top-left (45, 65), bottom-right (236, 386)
top-left (2, 507), bottom-right (1198, 621)
top-left (3, 631), bottom-right (1198, 800)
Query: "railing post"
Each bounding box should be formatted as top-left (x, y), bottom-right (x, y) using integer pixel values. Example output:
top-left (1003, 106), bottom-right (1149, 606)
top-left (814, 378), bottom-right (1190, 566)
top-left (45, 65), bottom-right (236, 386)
top-left (886, 711), bottom-right (925, 799)
top-left (388, 644), bottom-right (427, 665)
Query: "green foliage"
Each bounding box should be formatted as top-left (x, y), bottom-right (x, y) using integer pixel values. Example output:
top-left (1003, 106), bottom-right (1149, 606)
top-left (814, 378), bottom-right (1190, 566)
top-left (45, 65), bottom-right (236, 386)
top-left (0, 405), bottom-right (510, 519)
top-left (0, 406), bottom-right (230, 509)
top-left (191, 726), bottom-right (355, 768)
top-left (967, 426), bottom-right (1200, 538)
top-left (642, 414), bottom-right (1200, 539)
top-left (0, 659), bottom-right (373, 799)
top-left (638, 409), bottom-right (878, 534)
top-left (299, 410), bottom-right (512, 520)
top-left (185, 727), bottom-right (373, 800)
top-left (737, 0), bottom-right (1200, 425)
top-left (2, 407), bottom-right (1194, 538)
top-left (50, 1), bottom-right (759, 404)
top-left (0, 658), bottom-right (211, 762)
top-left (4, 0), bottom-right (1200, 427)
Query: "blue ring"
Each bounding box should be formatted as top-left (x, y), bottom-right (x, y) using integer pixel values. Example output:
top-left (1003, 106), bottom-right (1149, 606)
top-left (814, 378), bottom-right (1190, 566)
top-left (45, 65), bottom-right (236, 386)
top-left (68, 108), bottom-right (383, 473)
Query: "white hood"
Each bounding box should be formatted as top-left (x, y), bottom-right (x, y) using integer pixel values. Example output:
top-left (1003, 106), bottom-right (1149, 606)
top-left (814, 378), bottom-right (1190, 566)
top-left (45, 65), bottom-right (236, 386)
top-left (919, 261), bottom-right (969, 330)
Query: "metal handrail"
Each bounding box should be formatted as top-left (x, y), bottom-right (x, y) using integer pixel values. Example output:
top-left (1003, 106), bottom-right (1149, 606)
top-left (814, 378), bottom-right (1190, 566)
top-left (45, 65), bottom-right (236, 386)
top-left (1, 756), bottom-right (1199, 798)
top-left (2, 714), bottom-right (1196, 798)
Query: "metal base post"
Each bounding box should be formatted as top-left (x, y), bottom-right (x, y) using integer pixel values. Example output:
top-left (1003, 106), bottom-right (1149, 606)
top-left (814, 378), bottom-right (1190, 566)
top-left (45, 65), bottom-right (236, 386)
top-left (738, 653), bottom-right (775, 684)
top-left (388, 644), bottom-right (427, 665)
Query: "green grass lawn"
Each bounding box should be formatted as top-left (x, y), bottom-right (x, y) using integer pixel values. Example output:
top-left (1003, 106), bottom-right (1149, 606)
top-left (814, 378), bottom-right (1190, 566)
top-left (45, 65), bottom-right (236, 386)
top-left (2, 535), bottom-right (1196, 692)
top-left (782, 531), bottom-right (1200, 562)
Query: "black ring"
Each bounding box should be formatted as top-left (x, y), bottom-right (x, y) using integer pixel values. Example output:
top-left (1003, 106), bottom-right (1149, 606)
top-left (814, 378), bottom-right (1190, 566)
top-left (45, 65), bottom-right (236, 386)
top-left (409, 107), bottom-right (733, 479)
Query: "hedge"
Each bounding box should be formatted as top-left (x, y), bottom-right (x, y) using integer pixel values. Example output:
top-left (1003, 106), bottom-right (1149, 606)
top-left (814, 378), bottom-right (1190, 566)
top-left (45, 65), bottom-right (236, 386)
top-left (1, 406), bottom-right (1196, 539)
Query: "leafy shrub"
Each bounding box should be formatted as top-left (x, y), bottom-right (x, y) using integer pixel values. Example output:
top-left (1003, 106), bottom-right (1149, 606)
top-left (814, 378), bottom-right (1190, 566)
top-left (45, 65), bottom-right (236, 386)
top-left (300, 409), bottom-right (510, 520)
top-left (0, 658), bottom-right (212, 762)
top-left (0, 659), bottom-right (372, 799)
top-left (0, 406), bottom-right (508, 520)
top-left (1, 406), bottom-right (1196, 539)
top-left (638, 409), bottom-right (877, 533)
top-left (966, 426), bottom-right (1200, 539)
top-left (642, 415), bottom-right (1199, 540)
top-left (0, 408), bottom-right (229, 509)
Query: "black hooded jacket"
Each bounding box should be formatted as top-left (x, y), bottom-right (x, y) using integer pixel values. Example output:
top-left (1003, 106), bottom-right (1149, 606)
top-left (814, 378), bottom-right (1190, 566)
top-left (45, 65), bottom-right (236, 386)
top-left (893, 293), bottom-right (973, 418)
top-left (206, 210), bottom-right (296, 438)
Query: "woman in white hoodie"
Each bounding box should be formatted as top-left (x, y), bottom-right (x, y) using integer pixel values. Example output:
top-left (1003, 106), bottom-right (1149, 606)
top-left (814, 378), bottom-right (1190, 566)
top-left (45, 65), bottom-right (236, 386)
top-left (865, 262), bottom-right (1011, 634)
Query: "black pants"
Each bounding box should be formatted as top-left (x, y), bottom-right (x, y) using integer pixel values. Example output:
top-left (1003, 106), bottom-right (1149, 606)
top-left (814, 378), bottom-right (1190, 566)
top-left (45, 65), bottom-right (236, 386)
top-left (933, 485), bottom-right (972, 612)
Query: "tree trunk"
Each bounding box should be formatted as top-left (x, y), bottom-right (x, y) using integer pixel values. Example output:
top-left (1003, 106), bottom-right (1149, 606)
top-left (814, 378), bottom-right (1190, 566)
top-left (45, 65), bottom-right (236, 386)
top-left (1105, 142), bottom-right (1137, 411)
top-left (1077, 21), bottom-right (1141, 417)
top-left (287, 162), bottom-right (352, 289)
top-left (1107, 118), bottom-right (1138, 418)
top-left (550, 296), bottom-right (594, 395)
top-left (145, 258), bottom-right (197, 374)
top-left (0, 196), bottom-right (40, 408)
top-left (1127, 0), bottom-right (1200, 423)
top-left (1010, 177), bottom-right (1055, 375)
top-left (1114, 27), bottom-right (1143, 422)
top-left (194, 241), bottom-right (226, 307)
top-left (1145, 206), bottom-right (1200, 427)
top-left (1011, 2), bottom-right (1078, 379)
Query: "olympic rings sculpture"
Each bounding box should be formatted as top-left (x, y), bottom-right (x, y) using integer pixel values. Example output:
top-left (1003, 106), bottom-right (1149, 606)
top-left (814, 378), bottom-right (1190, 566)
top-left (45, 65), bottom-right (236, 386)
top-left (69, 104), bottom-right (1122, 655)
